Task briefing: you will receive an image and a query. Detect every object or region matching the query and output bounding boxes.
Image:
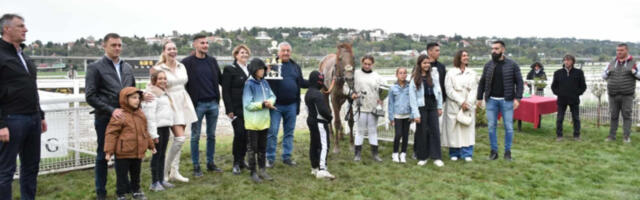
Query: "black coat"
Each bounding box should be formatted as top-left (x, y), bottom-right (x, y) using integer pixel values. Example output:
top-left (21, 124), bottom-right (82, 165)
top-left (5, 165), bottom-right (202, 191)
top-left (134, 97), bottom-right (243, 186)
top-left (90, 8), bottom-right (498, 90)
top-left (526, 69), bottom-right (547, 80)
top-left (85, 56), bottom-right (136, 117)
top-left (431, 60), bottom-right (447, 101)
top-left (222, 61), bottom-right (249, 117)
top-left (0, 39), bottom-right (44, 128)
top-left (551, 66), bottom-right (586, 105)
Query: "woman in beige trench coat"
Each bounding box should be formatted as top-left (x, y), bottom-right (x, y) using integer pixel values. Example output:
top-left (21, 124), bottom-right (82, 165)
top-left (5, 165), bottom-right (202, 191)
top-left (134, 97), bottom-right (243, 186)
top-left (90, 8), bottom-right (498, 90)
top-left (442, 50), bottom-right (478, 162)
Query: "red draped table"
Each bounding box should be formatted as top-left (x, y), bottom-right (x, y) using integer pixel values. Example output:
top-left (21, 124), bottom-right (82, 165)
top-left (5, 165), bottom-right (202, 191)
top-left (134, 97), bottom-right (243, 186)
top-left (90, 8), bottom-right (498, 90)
top-left (514, 96), bottom-right (558, 130)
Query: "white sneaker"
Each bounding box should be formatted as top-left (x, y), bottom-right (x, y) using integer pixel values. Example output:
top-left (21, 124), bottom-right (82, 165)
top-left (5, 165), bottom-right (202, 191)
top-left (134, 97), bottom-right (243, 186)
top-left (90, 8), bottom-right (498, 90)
top-left (450, 156), bottom-right (458, 161)
top-left (434, 160), bottom-right (444, 167)
top-left (311, 168), bottom-right (318, 176)
top-left (392, 153), bottom-right (399, 163)
top-left (464, 157), bottom-right (472, 162)
top-left (170, 170), bottom-right (189, 183)
top-left (417, 160), bottom-right (427, 166)
top-left (399, 153), bottom-right (406, 163)
top-left (315, 170), bottom-right (335, 179)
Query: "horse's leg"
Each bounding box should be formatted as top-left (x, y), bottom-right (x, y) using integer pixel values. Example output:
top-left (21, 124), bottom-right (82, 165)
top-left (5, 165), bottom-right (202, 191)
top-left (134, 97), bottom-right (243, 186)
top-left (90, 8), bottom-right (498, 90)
top-left (331, 93), bottom-right (343, 154)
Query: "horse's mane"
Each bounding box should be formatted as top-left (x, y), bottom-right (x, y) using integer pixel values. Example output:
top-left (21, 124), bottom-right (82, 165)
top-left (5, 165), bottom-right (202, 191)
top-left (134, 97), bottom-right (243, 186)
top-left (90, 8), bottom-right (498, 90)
top-left (336, 43), bottom-right (353, 56)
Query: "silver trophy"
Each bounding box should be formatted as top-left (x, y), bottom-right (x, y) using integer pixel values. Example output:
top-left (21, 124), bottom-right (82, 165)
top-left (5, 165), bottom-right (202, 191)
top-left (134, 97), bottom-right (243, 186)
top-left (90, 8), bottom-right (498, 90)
top-left (265, 41), bottom-right (283, 80)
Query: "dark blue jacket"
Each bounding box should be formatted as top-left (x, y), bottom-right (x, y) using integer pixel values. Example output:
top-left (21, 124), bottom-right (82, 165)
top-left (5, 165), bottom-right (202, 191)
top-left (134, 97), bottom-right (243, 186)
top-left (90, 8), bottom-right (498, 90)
top-left (267, 59), bottom-right (309, 114)
top-left (182, 54), bottom-right (222, 107)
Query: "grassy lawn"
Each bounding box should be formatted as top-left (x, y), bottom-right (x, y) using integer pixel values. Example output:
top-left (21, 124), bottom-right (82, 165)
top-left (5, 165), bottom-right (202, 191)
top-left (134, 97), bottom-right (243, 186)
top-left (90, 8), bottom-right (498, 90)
top-left (12, 115), bottom-right (640, 200)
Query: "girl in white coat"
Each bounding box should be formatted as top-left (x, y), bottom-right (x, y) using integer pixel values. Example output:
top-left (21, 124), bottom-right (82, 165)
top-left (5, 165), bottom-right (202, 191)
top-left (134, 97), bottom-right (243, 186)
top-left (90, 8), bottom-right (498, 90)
top-left (142, 71), bottom-right (175, 191)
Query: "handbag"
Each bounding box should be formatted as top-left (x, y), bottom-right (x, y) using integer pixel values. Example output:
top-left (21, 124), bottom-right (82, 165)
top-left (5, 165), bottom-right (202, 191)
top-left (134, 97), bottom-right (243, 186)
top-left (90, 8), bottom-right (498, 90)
top-left (456, 109), bottom-right (473, 126)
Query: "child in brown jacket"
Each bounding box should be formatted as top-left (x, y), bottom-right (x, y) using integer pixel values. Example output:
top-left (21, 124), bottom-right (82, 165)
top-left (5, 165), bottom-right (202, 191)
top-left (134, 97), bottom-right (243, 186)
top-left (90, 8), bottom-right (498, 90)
top-left (105, 87), bottom-right (156, 200)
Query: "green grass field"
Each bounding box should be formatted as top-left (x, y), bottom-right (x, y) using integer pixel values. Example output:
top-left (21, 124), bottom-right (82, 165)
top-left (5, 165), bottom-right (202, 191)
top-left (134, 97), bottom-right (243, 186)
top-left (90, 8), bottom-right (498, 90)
top-left (12, 116), bottom-right (640, 200)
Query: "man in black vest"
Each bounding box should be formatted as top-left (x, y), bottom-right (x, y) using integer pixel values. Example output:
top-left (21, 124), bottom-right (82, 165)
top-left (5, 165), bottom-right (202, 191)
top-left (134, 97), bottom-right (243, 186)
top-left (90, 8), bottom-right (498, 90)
top-left (602, 44), bottom-right (638, 143)
top-left (0, 13), bottom-right (48, 200)
top-left (477, 40), bottom-right (523, 161)
top-left (551, 54), bottom-right (586, 141)
top-left (85, 33), bottom-right (136, 200)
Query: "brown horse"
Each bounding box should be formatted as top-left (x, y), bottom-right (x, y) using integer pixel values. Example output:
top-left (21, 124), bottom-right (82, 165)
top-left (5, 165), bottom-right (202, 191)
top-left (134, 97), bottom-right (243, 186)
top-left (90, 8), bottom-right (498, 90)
top-left (319, 43), bottom-right (355, 153)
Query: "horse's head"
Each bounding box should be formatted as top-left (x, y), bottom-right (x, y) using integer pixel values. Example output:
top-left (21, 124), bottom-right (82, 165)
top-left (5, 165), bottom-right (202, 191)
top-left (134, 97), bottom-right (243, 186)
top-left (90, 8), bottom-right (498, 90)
top-left (336, 43), bottom-right (355, 87)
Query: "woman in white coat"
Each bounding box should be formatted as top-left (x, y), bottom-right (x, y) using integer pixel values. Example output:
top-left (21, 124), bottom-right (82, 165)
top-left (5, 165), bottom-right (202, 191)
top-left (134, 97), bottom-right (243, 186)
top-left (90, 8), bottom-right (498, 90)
top-left (151, 42), bottom-right (198, 183)
top-left (442, 50), bottom-right (478, 162)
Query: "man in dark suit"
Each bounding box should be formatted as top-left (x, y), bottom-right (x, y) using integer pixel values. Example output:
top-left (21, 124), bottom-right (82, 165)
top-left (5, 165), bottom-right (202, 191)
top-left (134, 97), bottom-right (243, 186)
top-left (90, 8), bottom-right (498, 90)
top-left (85, 33), bottom-right (136, 200)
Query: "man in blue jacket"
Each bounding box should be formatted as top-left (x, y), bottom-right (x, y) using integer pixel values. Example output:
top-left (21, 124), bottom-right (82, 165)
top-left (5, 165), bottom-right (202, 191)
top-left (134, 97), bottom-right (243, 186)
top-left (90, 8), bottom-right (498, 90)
top-left (266, 42), bottom-right (309, 167)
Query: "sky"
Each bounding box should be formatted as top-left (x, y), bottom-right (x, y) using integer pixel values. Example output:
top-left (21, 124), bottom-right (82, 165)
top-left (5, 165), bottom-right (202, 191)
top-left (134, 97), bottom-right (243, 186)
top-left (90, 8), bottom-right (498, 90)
top-left (1, 0), bottom-right (639, 44)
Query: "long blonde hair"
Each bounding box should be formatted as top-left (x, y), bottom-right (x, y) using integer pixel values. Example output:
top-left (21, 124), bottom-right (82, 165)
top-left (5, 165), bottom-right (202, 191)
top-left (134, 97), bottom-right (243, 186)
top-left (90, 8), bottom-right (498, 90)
top-left (157, 42), bottom-right (176, 66)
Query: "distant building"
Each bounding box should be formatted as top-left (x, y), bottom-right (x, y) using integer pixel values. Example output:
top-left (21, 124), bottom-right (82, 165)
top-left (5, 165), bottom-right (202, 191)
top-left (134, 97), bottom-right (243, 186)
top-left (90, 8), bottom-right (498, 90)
top-left (298, 31), bottom-right (313, 39)
top-left (311, 34), bottom-right (328, 42)
top-left (256, 31), bottom-right (272, 41)
top-left (145, 37), bottom-right (164, 45)
top-left (369, 29), bottom-right (388, 41)
top-left (281, 32), bottom-right (290, 39)
top-left (411, 34), bottom-right (421, 42)
top-left (338, 31), bottom-right (360, 40)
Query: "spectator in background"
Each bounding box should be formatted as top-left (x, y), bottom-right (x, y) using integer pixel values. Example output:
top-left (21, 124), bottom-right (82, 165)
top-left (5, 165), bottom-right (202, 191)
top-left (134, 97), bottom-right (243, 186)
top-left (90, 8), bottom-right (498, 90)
top-left (602, 44), bottom-right (638, 143)
top-left (551, 54), bottom-right (586, 141)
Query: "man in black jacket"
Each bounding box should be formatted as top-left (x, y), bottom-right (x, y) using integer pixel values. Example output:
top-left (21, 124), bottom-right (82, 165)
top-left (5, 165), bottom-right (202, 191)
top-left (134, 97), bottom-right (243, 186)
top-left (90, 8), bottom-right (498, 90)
top-left (222, 45), bottom-right (250, 174)
top-left (476, 40), bottom-right (523, 161)
top-left (305, 70), bottom-right (335, 179)
top-left (182, 34), bottom-right (223, 175)
top-left (427, 43), bottom-right (447, 101)
top-left (85, 33), bottom-right (136, 200)
top-left (551, 55), bottom-right (586, 141)
top-left (0, 14), bottom-right (48, 200)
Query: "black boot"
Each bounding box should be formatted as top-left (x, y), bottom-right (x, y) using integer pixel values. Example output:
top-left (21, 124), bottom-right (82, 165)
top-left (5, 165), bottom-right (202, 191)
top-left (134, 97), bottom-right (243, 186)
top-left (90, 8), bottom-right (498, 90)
top-left (250, 170), bottom-right (262, 183)
top-left (193, 165), bottom-right (203, 177)
top-left (371, 145), bottom-right (383, 162)
top-left (489, 150), bottom-right (498, 160)
top-left (504, 150), bottom-right (512, 161)
top-left (353, 145), bottom-right (362, 161)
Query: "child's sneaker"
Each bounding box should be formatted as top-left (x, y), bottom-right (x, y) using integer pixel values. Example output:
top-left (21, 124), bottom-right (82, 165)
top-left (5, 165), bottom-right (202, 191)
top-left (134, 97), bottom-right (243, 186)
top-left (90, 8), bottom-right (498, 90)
top-left (399, 153), bottom-right (407, 163)
top-left (450, 156), bottom-right (458, 161)
top-left (464, 157), bottom-right (473, 162)
top-left (116, 195), bottom-right (127, 200)
top-left (311, 168), bottom-right (318, 176)
top-left (316, 170), bottom-right (336, 179)
top-left (149, 182), bottom-right (165, 192)
top-left (132, 191), bottom-right (148, 200)
top-left (392, 153), bottom-right (399, 163)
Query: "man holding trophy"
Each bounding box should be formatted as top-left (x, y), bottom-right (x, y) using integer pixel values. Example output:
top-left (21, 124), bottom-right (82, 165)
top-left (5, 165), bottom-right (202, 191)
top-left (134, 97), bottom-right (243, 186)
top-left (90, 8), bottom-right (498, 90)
top-left (265, 41), bottom-right (309, 168)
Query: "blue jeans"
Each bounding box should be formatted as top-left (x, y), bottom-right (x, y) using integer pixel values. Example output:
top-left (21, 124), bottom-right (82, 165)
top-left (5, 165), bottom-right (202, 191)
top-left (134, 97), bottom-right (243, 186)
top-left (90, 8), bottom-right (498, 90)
top-left (191, 101), bottom-right (219, 165)
top-left (0, 113), bottom-right (41, 200)
top-left (266, 103), bottom-right (297, 162)
top-left (93, 115), bottom-right (110, 197)
top-left (486, 98), bottom-right (514, 151)
top-left (449, 146), bottom-right (474, 158)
